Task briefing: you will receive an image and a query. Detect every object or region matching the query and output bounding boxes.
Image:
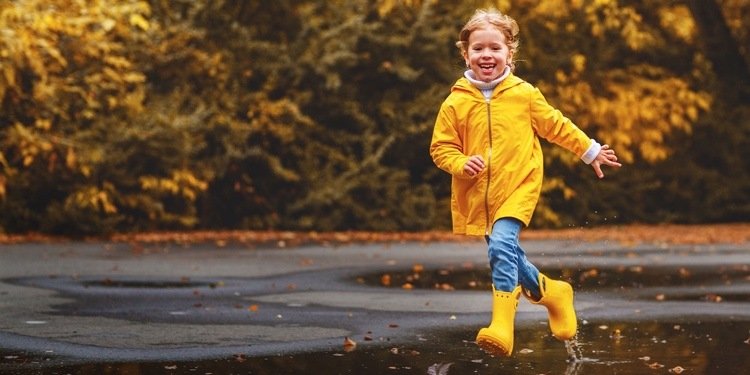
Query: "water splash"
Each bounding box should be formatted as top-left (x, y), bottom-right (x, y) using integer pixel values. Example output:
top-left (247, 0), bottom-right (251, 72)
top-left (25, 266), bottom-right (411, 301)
top-left (564, 334), bottom-right (583, 362)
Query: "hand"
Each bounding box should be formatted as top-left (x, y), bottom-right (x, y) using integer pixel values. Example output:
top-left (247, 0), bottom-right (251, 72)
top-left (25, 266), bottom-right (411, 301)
top-left (591, 144), bottom-right (622, 178)
top-left (463, 155), bottom-right (485, 177)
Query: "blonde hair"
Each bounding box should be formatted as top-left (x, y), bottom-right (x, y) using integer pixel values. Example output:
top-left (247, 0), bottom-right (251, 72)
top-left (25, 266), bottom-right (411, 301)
top-left (456, 9), bottom-right (520, 70)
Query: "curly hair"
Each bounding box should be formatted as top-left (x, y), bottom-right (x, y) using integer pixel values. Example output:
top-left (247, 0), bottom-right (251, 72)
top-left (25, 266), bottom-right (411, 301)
top-left (456, 9), bottom-right (520, 70)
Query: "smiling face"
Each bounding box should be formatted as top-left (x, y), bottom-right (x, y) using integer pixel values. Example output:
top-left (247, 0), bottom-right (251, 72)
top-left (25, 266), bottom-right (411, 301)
top-left (463, 26), bottom-right (512, 82)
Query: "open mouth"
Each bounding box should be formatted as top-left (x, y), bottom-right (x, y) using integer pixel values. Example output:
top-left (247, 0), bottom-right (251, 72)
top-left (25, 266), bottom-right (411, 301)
top-left (478, 63), bottom-right (496, 74)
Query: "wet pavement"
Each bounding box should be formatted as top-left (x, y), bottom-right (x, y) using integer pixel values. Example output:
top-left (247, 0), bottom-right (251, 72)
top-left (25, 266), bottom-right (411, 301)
top-left (1, 238), bottom-right (749, 374)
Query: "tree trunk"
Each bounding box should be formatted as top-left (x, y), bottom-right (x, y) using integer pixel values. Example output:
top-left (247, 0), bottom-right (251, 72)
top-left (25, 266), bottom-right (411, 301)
top-left (685, 0), bottom-right (750, 104)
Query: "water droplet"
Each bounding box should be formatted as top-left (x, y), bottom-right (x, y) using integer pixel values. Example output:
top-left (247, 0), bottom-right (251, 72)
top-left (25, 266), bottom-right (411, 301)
top-left (564, 335), bottom-right (583, 362)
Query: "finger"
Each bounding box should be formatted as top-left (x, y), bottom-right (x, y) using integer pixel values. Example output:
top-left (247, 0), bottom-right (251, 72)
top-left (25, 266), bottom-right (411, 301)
top-left (467, 161), bottom-right (481, 172)
top-left (594, 163), bottom-right (604, 178)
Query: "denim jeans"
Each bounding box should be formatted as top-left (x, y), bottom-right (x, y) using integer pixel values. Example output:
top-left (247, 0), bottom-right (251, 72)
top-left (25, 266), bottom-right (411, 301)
top-left (486, 217), bottom-right (541, 299)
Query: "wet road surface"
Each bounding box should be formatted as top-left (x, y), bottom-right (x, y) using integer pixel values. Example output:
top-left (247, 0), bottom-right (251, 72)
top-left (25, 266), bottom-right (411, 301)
top-left (1, 238), bottom-right (749, 374)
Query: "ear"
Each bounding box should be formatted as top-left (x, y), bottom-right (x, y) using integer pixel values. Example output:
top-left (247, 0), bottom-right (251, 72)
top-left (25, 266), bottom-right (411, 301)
top-left (462, 51), bottom-right (470, 68)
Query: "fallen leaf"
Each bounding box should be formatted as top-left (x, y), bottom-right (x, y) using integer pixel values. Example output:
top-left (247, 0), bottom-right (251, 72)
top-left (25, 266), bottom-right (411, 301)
top-left (518, 348), bottom-right (534, 354)
top-left (343, 337), bottom-right (357, 352)
top-left (678, 268), bottom-right (691, 278)
top-left (381, 274), bottom-right (391, 286)
top-left (439, 283), bottom-right (455, 291)
top-left (704, 294), bottom-right (722, 302)
top-left (655, 294), bottom-right (666, 301)
top-left (669, 366), bottom-right (685, 374)
top-left (402, 283), bottom-right (413, 290)
top-left (248, 304), bottom-right (259, 312)
top-left (164, 365), bottom-right (177, 370)
top-left (647, 362), bottom-right (665, 369)
top-left (611, 329), bottom-right (624, 339)
top-left (579, 268), bottom-right (599, 283)
top-left (412, 264), bottom-right (424, 273)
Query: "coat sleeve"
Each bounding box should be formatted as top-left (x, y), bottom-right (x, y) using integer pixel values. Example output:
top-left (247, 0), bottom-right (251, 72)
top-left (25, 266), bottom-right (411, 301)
top-left (430, 101), bottom-right (470, 178)
top-left (528, 87), bottom-right (592, 158)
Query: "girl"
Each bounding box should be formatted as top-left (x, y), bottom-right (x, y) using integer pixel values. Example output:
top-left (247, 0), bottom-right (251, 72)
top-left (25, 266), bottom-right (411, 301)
top-left (429, 8), bottom-right (621, 357)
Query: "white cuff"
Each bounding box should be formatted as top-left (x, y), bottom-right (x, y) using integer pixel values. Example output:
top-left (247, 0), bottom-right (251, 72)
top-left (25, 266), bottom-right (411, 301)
top-left (581, 139), bottom-right (601, 165)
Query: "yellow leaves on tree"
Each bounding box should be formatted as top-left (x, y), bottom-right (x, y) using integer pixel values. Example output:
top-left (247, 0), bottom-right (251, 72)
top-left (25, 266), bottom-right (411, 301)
top-left (140, 170), bottom-right (209, 202)
top-left (247, 93), bottom-right (315, 182)
top-left (6, 122), bottom-right (54, 168)
top-left (658, 5), bottom-right (695, 43)
top-left (0, 0), bottom-right (152, 179)
top-left (545, 64), bottom-right (711, 164)
top-left (376, 0), bottom-right (428, 17)
top-left (66, 184), bottom-right (118, 214)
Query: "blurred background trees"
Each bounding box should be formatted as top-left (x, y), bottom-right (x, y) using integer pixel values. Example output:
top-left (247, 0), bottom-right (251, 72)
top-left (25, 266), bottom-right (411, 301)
top-left (0, 0), bottom-right (747, 235)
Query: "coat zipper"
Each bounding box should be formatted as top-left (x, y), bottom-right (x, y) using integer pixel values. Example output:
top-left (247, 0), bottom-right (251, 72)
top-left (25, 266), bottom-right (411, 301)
top-left (484, 98), bottom-right (492, 236)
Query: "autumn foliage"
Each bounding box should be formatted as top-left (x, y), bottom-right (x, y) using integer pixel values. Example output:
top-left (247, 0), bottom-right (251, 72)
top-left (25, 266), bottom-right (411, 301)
top-left (0, 0), bottom-right (748, 236)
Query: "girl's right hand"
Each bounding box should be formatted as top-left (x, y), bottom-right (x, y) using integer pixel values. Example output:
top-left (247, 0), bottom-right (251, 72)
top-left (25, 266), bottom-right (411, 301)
top-left (464, 155), bottom-right (486, 177)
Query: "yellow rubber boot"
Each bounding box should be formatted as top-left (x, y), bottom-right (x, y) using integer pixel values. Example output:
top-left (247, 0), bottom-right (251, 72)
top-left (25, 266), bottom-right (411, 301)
top-left (525, 273), bottom-right (577, 340)
top-left (475, 286), bottom-right (521, 357)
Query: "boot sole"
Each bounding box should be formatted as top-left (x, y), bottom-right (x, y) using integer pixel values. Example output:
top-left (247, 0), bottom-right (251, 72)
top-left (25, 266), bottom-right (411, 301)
top-left (476, 335), bottom-right (512, 357)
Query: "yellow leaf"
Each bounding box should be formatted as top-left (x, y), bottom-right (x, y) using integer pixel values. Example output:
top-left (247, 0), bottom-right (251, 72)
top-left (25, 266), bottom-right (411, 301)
top-left (129, 14), bottom-right (149, 31)
top-left (65, 147), bottom-right (76, 169)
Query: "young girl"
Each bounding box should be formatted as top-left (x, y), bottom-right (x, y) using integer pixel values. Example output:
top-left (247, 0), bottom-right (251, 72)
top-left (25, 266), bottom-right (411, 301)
top-left (430, 8), bottom-right (621, 357)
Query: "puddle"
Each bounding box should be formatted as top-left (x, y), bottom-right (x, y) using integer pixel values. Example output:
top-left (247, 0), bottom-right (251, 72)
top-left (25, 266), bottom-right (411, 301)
top-left (81, 278), bottom-right (218, 289)
top-left (2, 243), bottom-right (749, 374)
top-left (2, 321), bottom-right (749, 374)
top-left (358, 264), bottom-right (750, 301)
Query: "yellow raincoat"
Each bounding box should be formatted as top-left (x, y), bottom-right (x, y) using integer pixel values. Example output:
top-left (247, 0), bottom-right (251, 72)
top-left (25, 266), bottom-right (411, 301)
top-left (430, 74), bottom-right (594, 236)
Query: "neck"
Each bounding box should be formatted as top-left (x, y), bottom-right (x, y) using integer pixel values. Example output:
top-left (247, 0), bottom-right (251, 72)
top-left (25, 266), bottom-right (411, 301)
top-left (464, 67), bottom-right (510, 90)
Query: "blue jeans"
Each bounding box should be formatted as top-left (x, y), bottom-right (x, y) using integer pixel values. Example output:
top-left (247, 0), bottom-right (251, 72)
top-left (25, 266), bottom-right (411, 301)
top-left (485, 218), bottom-right (541, 299)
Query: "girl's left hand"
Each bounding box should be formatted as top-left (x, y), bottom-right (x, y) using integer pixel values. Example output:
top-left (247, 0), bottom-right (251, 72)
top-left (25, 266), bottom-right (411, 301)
top-left (592, 144), bottom-right (622, 178)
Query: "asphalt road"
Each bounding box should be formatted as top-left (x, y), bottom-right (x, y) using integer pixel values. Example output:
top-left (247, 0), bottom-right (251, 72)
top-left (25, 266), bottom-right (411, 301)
top-left (1, 238), bottom-right (749, 366)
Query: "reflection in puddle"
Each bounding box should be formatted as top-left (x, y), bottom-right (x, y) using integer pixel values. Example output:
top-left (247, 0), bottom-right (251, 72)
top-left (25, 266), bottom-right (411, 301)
top-left (3, 321), bottom-right (749, 374)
